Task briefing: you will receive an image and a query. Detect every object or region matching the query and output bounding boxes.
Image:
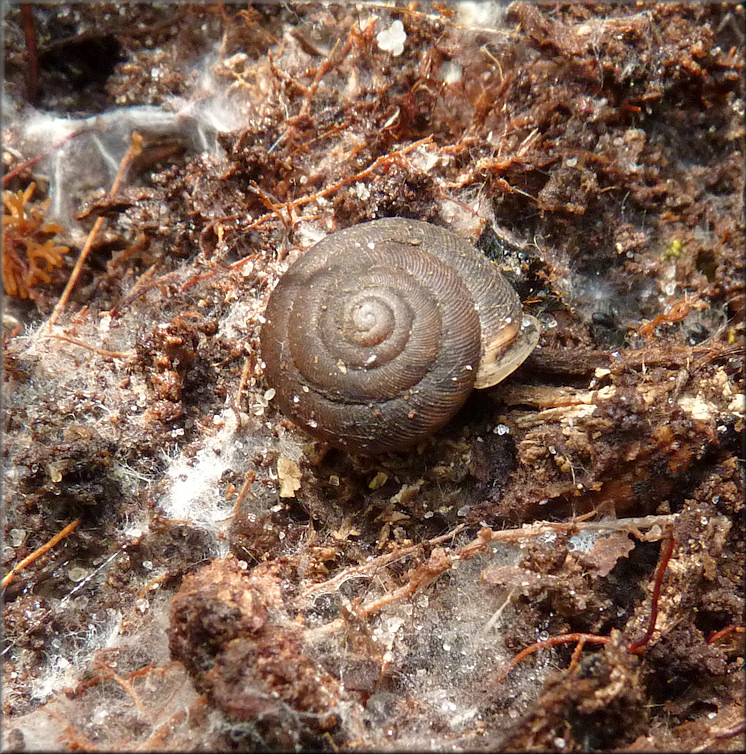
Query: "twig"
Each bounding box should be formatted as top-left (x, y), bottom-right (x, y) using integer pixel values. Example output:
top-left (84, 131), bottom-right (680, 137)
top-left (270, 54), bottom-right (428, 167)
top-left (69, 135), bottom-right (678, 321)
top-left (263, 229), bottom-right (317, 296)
top-left (301, 523), bottom-right (466, 601)
top-left (638, 296), bottom-right (699, 339)
top-left (567, 635), bottom-right (589, 674)
top-left (96, 665), bottom-right (149, 718)
top-left (47, 131), bottom-right (143, 328)
top-left (301, 135), bottom-right (434, 209)
top-left (239, 135), bottom-right (435, 236)
top-left (497, 633), bottom-right (612, 683)
top-left (707, 624), bottom-right (745, 645)
top-left (692, 720), bottom-right (746, 752)
top-left (136, 572), bottom-right (172, 602)
top-left (302, 515), bottom-right (677, 639)
top-left (267, 48), bottom-right (311, 96)
top-left (236, 353), bottom-right (255, 414)
top-left (20, 3), bottom-right (39, 104)
top-left (268, 21), bottom-right (358, 154)
top-left (232, 471), bottom-right (257, 518)
top-left (44, 333), bottom-right (134, 360)
top-left (2, 519), bottom-right (80, 590)
top-left (108, 264), bottom-right (173, 317)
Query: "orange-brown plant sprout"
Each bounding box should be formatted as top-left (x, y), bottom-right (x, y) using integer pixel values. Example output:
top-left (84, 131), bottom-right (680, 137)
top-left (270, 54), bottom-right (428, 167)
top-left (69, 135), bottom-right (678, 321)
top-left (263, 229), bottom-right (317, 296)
top-left (2, 182), bottom-right (69, 299)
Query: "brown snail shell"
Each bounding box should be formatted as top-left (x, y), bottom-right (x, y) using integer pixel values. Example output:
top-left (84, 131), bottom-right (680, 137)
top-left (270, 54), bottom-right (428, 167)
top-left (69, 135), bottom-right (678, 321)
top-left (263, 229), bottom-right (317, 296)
top-left (260, 218), bottom-right (539, 454)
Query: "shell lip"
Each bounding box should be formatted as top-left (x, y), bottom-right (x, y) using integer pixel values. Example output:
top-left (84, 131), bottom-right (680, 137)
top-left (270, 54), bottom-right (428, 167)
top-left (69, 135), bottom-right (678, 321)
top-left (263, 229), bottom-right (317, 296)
top-left (474, 313), bottom-right (540, 389)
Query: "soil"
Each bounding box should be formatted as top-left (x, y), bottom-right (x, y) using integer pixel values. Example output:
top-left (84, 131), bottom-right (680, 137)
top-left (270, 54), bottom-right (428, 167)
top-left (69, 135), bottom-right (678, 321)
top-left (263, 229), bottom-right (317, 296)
top-left (2, 3), bottom-right (744, 751)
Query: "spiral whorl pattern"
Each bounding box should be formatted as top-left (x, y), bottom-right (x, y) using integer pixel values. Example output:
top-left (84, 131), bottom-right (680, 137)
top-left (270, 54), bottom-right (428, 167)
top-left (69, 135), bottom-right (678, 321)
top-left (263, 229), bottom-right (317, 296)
top-left (260, 218), bottom-right (531, 453)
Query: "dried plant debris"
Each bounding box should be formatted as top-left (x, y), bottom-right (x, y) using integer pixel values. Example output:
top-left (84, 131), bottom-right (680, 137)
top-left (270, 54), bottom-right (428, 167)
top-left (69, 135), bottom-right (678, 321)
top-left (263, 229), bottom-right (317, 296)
top-left (3, 182), bottom-right (70, 300)
top-left (2, 2), bottom-right (743, 752)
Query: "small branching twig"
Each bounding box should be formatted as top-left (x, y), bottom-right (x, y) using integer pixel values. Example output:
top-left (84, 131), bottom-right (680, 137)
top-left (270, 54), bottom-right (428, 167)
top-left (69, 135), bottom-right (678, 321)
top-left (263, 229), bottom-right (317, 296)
top-left (498, 633), bottom-right (613, 683)
top-left (135, 572), bottom-right (172, 602)
top-left (302, 516), bottom-right (676, 640)
top-left (301, 523), bottom-right (466, 602)
top-left (692, 720), bottom-right (746, 752)
top-left (236, 135), bottom-right (435, 238)
top-left (92, 663), bottom-right (150, 719)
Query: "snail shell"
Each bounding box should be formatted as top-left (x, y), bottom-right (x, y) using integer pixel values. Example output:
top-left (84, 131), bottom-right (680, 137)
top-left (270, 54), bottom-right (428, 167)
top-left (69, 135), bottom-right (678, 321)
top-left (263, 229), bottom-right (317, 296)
top-left (260, 218), bottom-right (539, 454)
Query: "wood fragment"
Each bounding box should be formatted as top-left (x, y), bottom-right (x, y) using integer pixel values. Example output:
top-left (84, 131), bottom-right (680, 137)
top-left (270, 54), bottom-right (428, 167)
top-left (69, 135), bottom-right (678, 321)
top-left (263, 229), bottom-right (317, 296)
top-left (47, 132), bottom-right (144, 327)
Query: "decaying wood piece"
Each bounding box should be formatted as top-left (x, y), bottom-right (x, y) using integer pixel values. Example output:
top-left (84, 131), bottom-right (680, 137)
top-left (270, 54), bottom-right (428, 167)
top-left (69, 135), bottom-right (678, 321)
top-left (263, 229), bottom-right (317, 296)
top-left (468, 344), bottom-right (742, 522)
